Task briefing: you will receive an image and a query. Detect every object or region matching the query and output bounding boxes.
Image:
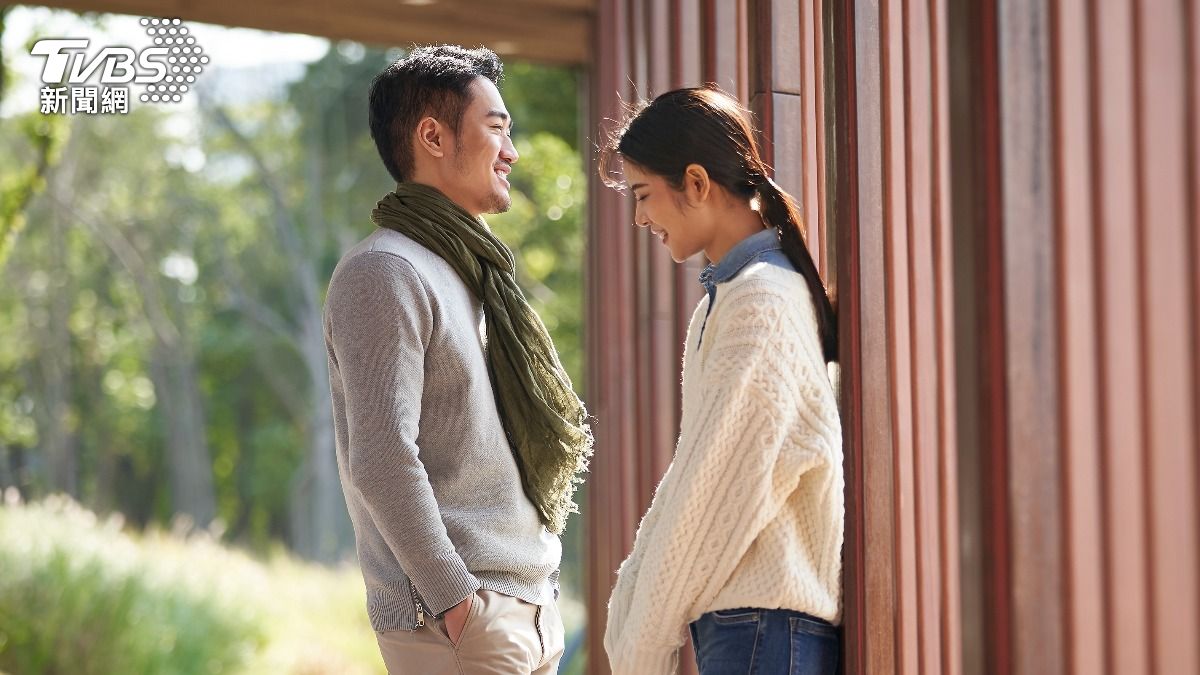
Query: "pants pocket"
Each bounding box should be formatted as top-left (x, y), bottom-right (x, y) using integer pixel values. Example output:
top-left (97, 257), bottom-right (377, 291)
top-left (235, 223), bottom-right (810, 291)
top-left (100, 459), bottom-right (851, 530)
top-left (692, 611), bottom-right (762, 673)
top-left (788, 617), bottom-right (840, 675)
top-left (427, 613), bottom-right (456, 648)
top-left (453, 590), bottom-right (543, 671)
top-left (455, 590), bottom-right (484, 646)
top-left (429, 591), bottom-right (482, 650)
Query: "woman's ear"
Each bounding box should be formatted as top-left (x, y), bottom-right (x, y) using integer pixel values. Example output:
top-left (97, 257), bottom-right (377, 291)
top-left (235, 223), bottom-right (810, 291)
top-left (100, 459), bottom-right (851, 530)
top-left (684, 164), bottom-right (711, 203)
top-left (415, 116), bottom-right (446, 159)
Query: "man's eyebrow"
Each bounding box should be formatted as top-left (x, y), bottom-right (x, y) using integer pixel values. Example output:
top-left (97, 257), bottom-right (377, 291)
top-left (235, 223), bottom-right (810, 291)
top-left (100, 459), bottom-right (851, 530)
top-left (629, 182), bottom-right (647, 191)
top-left (486, 110), bottom-right (511, 123)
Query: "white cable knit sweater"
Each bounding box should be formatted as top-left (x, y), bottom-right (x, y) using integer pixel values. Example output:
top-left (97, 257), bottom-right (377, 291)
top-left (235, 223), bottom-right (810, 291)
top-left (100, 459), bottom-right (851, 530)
top-left (603, 262), bottom-right (844, 675)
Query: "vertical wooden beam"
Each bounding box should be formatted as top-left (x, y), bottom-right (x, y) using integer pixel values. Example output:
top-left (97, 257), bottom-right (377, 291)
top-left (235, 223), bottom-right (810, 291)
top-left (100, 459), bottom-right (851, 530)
top-left (703, 0), bottom-right (750, 99)
top-left (1190, 5), bottom-right (1200, 669)
top-left (586, 3), bottom-right (635, 674)
top-left (881, 0), bottom-right (920, 672)
top-left (1135, 0), bottom-right (1200, 671)
top-left (947, 0), bottom-right (1006, 671)
top-left (826, 0), bottom-right (866, 672)
top-left (1091, 1), bottom-right (1151, 673)
top-left (675, 0), bottom-right (703, 86)
top-left (750, 0), bottom-right (802, 194)
top-left (801, 0), bottom-right (823, 271)
top-left (928, 0), bottom-right (962, 671)
top-left (812, 0), bottom-right (830, 280)
top-left (845, 0), bottom-right (899, 672)
top-left (1049, 0), bottom-right (1105, 673)
top-left (996, 0), bottom-right (1067, 671)
top-left (587, 1), bottom-right (736, 672)
top-left (903, 0), bottom-right (944, 672)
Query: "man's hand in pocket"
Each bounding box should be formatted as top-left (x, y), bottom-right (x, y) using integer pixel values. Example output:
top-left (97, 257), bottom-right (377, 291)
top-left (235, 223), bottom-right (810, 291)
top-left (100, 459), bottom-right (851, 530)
top-left (444, 592), bottom-right (475, 645)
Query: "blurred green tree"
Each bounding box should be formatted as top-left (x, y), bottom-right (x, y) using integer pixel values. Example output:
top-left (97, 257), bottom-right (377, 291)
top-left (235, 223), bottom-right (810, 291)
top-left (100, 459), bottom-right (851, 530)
top-left (0, 30), bottom-right (587, 573)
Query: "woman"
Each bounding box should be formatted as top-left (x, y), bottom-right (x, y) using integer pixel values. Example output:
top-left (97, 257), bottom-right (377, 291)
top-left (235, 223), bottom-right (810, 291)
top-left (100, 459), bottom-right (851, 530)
top-left (600, 86), bottom-right (843, 675)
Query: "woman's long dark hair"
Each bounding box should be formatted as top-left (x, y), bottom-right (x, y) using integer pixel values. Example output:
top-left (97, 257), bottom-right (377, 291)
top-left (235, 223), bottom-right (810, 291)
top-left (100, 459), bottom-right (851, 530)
top-left (600, 86), bottom-right (838, 362)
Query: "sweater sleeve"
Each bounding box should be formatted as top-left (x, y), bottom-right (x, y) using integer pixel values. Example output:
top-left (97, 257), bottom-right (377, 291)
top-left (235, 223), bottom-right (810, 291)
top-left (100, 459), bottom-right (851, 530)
top-left (604, 281), bottom-right (840, 674)
top-left (326, 251), bottom-right (480, 615)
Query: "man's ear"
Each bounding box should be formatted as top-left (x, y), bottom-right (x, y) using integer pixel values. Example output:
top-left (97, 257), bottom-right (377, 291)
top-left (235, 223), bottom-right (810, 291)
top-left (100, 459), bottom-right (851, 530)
top-left (415, 116), bottom-right (447, 159)
top-left (684, 163), bottom-right (711, 203)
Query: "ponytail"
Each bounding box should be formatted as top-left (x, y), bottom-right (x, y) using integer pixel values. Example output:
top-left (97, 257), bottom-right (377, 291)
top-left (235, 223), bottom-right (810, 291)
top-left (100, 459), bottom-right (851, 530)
top-left (756, 180), bottom-right (838, 363)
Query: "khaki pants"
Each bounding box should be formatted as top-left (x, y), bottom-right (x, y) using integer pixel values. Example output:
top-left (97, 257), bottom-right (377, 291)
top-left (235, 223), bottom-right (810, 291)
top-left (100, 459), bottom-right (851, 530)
top-left (375, 589), bottom-right (565, 675)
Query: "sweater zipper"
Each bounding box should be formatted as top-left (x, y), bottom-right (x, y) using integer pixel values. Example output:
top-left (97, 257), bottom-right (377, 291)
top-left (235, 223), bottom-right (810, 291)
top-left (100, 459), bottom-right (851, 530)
top-left (409, 580), bottom-right (426, 628)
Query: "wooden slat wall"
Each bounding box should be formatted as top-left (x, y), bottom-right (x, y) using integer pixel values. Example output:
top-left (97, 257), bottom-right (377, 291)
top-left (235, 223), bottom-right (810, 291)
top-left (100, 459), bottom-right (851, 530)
top-left (1136, 0), bottom-right (1200, 670)
top-left (590, 1), bottom-right (1198, 674)
top-left (585, 4), bottom-right (637, 675)
top-left (750, 0), bottom-right (829, 275)
top-left (1093, 2), bottom-right (1151, 672)
top-left (1054, 1), bottom-right (1105, 674)
top-left (836, 0), bottom-right (962, 672)
top-left (950, 0), bottom-right (1200, 673)
top-left (585, 2), bottom-right (747, 674)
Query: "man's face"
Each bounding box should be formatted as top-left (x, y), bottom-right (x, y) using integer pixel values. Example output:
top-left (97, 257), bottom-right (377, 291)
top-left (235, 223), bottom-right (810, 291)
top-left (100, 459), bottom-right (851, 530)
top-left (442, 77), bottom-right (518, 216)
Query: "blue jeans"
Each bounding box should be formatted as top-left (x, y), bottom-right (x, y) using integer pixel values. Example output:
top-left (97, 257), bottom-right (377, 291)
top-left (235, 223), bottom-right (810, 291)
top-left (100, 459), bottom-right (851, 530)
top-left (689, 608), bottom-right (840, 675)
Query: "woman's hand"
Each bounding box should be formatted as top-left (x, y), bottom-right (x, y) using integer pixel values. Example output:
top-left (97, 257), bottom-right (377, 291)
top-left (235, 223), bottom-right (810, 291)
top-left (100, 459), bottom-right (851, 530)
top-left (444, 592), bottom-right (475, 645)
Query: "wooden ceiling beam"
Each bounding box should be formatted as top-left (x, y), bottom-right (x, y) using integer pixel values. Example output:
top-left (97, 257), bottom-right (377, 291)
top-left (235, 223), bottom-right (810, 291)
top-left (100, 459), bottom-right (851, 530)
top-left (30, 0), bottom-right (595, 65)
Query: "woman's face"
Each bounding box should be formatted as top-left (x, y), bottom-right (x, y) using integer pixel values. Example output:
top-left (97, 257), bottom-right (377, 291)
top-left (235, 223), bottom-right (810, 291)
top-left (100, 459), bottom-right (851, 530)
top-left (623, 161), bottom-right (711, 263)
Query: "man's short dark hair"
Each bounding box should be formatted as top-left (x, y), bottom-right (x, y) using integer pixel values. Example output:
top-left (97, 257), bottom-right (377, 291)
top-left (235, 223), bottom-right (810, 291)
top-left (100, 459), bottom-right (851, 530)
top-left (368, 45), bottom-right (503, 183)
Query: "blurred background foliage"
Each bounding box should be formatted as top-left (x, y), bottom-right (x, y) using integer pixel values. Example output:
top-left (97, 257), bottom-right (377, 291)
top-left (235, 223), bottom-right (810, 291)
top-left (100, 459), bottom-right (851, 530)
top-left (0, 9), bottom-right (588, 673)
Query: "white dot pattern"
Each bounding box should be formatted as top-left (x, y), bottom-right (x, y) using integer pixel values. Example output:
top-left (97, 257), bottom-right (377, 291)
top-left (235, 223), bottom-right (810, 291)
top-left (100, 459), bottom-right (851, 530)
top-left (140, 17), bottom-right (207, 105)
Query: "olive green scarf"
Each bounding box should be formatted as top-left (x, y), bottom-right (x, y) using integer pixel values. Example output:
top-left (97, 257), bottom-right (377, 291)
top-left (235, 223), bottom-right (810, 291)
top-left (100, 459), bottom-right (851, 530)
top-left (371, 182), bottom-right (592, 535)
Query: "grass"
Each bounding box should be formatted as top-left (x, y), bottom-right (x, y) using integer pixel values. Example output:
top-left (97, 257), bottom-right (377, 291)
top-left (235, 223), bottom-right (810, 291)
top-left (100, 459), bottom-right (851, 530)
top-left (0, 491), bottom-right (588, 674)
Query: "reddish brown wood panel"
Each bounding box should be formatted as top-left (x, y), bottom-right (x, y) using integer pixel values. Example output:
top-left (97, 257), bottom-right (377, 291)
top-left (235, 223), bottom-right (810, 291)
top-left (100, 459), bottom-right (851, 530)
top-left (949, 1), bottom-right (1199, 674)
top-left (1191, 9), bottom-right (1200, 664)
top-left (590, 2), bottom-right (1199, 674)
top-left (1091, 1), bottom-right (1152, 673)
top-left (586, 1), bottom-right (747, 673)
top-left (929, 0), bottom-right (962, 670)
top-left (825, 0), bottom-right (870, 671)
top-left (843, 0), bottom-right (901, 672)
top-left (839, 0), bottom-right (963, 672)
top-left (903, 1), bottom-right (945, 673)
top-left (1050, 0), bottom-right (1106, 673)
top-left (703, 0), bottom-right (750, 100)
top-left (880, 0), bottom-right (922, 673)
top-left (998, 0), bottom-right (1069, 671)
top-left (585, 2), bottom-right (636, 674)
top-left (1136, 0), bottom-right (1200, 671)
top-left (801, 0), bottom-right (825, 278)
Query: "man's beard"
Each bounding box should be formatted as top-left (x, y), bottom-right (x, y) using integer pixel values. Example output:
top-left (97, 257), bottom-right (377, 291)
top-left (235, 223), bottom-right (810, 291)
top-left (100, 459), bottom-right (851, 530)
top-left (482, 190), bottom-right (512, 215)
top-left (452, 148), bottom-right (511, 215)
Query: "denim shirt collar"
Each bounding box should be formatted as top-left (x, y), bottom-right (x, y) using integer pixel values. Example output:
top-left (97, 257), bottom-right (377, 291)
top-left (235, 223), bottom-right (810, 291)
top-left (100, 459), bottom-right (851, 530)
top-left (698, 227), bottom-right (782, 299)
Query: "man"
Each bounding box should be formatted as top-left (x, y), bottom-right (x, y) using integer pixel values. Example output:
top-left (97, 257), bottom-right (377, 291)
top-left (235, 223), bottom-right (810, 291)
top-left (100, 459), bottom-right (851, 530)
top-left (323, 45), bottom-right (592, 674)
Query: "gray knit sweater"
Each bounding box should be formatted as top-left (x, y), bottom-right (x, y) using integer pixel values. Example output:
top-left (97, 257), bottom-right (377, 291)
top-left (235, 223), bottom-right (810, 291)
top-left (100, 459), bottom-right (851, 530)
top-left (323, 227), bottom-right (561, 632)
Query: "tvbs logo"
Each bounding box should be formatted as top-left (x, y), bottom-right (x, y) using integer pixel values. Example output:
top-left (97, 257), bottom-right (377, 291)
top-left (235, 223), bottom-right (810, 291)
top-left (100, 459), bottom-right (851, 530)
top-left (32, 18), bottom-right (206, 113)
top-left (32, 39), bottom-right (169, 85)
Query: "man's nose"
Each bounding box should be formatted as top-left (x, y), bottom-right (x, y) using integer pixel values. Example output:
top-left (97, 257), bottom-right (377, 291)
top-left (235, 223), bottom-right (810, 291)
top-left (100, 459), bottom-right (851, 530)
top-left (500, 136), bottom-right (519, 164)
